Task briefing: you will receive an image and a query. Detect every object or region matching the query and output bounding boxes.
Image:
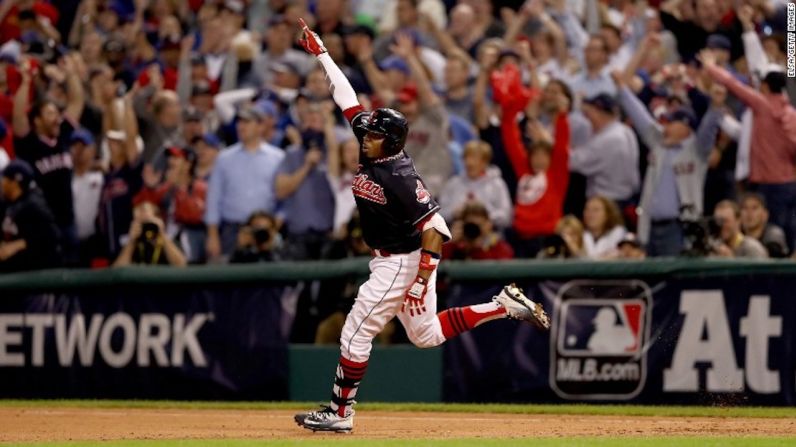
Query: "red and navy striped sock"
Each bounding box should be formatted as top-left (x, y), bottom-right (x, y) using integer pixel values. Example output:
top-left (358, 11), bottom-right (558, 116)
top-left (329, 356), bottom-right (368, 417)
top-left (437, 302), bottom-right (507, 339)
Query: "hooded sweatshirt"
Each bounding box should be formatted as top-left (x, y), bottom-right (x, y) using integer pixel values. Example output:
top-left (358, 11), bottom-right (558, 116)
top-left (439, 166), bottom-right (513, 228)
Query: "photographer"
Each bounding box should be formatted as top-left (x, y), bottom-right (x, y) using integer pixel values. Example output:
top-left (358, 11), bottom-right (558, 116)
top-left (229, 211), bottom-right (281, 263)
top-left (740, 193), bottom-right (789, 258)
top-left (442, 201), bottom-right (513, 261)
top-left (711, 200), bottom-right (768, 259)
top-left (113, 201), bottom-right (187, 267)
top-left (537, 215), bottom-right (585, 259)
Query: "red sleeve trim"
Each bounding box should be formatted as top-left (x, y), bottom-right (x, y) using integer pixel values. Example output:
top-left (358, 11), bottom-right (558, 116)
top-left (343, 105), bottom-right (366, 123)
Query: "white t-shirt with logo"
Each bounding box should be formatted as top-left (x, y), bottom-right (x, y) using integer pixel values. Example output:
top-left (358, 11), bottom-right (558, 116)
top-left (72, 171), bottom-right (104, 240)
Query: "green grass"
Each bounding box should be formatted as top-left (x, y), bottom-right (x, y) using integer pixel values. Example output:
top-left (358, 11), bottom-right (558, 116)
top-left (2, 400), bottom-right (796, 419)
top-left (5, 438), bottom-right (796, 447)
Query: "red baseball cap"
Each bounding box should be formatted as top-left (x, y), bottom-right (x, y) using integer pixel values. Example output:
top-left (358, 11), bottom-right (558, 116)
top-left (397, 84), bottom-right (418, 103)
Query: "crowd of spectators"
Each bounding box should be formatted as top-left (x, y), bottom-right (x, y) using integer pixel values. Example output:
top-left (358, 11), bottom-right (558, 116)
top-left (0, 0), bottom-right (795, 275)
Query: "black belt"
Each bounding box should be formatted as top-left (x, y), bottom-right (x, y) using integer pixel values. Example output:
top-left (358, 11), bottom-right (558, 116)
top-left (651, 218), bottom-right (679, 225)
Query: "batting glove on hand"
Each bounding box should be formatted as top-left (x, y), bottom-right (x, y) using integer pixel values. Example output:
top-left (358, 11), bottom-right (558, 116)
top-left (402, 276), bottom-right (428, 317)
top-left (298, 18), bottom-right (327, 56)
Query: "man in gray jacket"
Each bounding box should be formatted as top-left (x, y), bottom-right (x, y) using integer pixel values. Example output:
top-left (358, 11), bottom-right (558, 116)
top-left (615, 75), bottom-right (722, 257)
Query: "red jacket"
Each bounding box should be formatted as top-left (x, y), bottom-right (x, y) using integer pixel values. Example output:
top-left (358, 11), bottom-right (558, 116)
top-left (492, 64), bottom-right (570, 238)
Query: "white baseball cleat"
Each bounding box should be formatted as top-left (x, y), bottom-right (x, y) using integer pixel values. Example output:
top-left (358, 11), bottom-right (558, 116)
top-left (294, 406), bottom-right (354, 433)
top-left (493, 283), bottom-right (551, 330)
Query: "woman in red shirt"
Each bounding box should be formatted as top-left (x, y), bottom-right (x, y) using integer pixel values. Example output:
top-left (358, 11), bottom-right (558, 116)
top-left (491, 63), bottom-right (570, 258)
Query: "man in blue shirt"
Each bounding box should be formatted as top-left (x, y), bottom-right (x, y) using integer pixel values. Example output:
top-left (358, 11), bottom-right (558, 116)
top-left (205, 106), bottom-right (285, 260)
top-left (275, 106), bottom-right (335, 260)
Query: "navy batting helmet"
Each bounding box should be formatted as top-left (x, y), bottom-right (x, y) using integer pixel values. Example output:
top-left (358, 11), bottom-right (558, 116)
top-left (360, 108), bottom-right (408, 155)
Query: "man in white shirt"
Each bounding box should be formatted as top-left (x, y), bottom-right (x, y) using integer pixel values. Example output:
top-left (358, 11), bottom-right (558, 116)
top-left (70, 129), bottom-right (104, 265)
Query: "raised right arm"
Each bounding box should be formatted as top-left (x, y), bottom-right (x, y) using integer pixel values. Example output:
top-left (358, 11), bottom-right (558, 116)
top-left (298, 18), bottom-right (364, 122)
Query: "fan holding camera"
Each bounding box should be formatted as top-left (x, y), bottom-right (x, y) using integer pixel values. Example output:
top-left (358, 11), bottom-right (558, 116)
top-left (442, 201), bottom-right (514, 261)
top-left (113, 201), bottom-right (187, 266)
top-left (229, 211), bottom-right (281, 263)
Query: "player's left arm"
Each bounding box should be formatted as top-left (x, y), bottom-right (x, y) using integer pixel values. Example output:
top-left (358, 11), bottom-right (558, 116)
top-left (403, 213), bottom-right (450, 317)
top-left (298, 18), bottom-right (364, 122)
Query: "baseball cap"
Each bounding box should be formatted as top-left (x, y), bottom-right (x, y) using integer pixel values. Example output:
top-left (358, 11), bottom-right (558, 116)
top-left (0, 40), bottom-right (20, 64)
top-left (380, 56), bottom-right (410, 75)
top-left (69, 128), bottom-right (95, 146)
top-left (269, 61), bottom-right (300, 76)
top-left (166, 146), bottom-right (197, 162)
top-left (617, 233), bottom-right (641, 249)
top-left (267, 14), bottom-right (290, 27)
top-left (236, 105), bottom-right (265, 121)
top-left (397, 84), bottom-right (419, 103)
top-left (342, 24), bottom-right (375, 40)
top-left (223, 0), bottom-right (245, 14)
top-left (583, 93), bottom-right (617, 114)
top-left (2, 159), bottom-right (34, 190)
top-left (103, 38), bottom-right (126, 54)
top-left (191, 80), bottom-right (213, 97)
top-left (198, 133), bottom-right (221, 149)
top-left (158, 36), bottom-right (181, 51)
top-left (183, 106), bottom-right (204, 122)
top-left (254, 99), bottom-right (279, 119)
top-left (106, 129), bottom-right (127, 141)
top-left (706, 34), bottom-right (731, 51)
top-left (662, 106), bottom-right (698, 130)
top-left (189, 53), bottom-right (206, 66)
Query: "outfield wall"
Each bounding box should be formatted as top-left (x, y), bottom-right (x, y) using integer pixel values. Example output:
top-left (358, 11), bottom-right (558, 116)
top-left (0, 260), bottom-right (795, 404)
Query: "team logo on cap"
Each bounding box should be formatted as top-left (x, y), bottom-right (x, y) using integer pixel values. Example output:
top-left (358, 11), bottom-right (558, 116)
top-left (415, 180), bottom-right (430, 204)
top-left (550, 280), bottom-right (651, 400)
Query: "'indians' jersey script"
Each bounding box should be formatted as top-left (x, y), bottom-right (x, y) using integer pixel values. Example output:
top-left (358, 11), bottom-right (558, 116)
top-left (350, 111), bottom-right (440, 253)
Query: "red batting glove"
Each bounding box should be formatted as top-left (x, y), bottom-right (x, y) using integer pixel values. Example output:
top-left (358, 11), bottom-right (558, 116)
top-left (402, 276), bottom-right (428, 317)
top-left (298, 18), bottom-right (327, 56)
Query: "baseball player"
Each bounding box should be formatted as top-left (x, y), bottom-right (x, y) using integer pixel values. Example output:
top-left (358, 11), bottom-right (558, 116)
top-left (293, 19), bottom-right (550, 433)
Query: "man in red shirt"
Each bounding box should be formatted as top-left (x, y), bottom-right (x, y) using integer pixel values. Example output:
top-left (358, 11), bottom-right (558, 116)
top-left (701, 50), bottom-right (796, 251)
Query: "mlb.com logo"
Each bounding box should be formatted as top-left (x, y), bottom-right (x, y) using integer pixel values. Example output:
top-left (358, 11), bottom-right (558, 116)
top-left (549, 280), bottom-right (652, 400)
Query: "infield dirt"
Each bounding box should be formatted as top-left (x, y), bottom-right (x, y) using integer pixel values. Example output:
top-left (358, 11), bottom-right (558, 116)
top-left (1, 407), bottom-right (795, 443)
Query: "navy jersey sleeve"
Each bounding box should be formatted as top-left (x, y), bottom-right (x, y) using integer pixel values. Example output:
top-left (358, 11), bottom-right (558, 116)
top-left (385, 166), bottom-right (440, 227)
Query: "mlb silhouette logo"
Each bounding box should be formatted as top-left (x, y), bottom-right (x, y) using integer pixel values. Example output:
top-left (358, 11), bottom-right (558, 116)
top-left (557, 301), bottom-right (645, 356)
top-left (550, 281), bottom-right (652, 400)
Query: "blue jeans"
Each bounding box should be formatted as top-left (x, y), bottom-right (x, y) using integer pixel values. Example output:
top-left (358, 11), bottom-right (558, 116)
top-left (751, 182), bottom-right (796, 251)
top-left (647, 220), bottom-right (684, 257)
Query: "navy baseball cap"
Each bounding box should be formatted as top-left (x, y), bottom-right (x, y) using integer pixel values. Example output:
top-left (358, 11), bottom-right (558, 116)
top-left (2, 159), bottom-right (34, 190)
top-left (254, 99), bottom-right (279, 118)
top-left (200, 133), bottom-right (221, 149)
top-left (380, 56), bottom-right (410, 75)
top-left (70, 128), bottom-right (95, 146)
top-left (662, 107), bottom-right (698, 130)
top-left (583, 93), bottom-right (617, 114)
top-left (706, 34), bottom-right (731, 51)
top-left (236, 105), bottom-right (265, 121)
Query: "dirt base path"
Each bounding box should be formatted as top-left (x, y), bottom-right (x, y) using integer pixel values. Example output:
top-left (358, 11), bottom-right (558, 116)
top-left (1, 407), bottom-right (794, 442)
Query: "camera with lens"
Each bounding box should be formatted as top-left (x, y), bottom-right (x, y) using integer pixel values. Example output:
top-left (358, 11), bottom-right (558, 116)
top-left (253, 228), bottom-right (272, 246)
top-left (462, 221), bottom-right (482, 241)
top-left (681, 216), bottom-right (723, 257)
top-left (141, 222), bottom-right (160, 241)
